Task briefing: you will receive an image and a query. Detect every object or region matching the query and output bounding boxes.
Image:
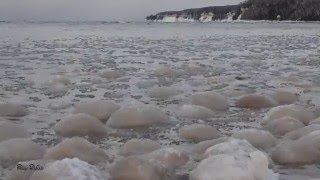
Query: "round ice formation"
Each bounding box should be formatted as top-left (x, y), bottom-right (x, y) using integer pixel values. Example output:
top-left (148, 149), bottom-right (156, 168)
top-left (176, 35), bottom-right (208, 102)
top-left (191, 137), bottom-right (229, 157)
top-left (310, 117), bottom-right (320, 124)
top-left (120, 139), bottom-right (161, 156)
top-left (0, 102), bottom-right (29, 117)
top-left (190, 153), bottom-right (278, 180)
top-left (272, 130), bottom-right (320, 165)
top-left (232, 129), bottom-right (277, 150)
top-left (44, 137), bottom-right (108, 165)
top-left (262, 116), bottom-right (305, 136)
top-left (148, 86), bottom-right (181, 99)
top-left (30, 158), bottom-right (108, 180)
top-left (264, 105), bottom-right (315, 125)
top-left (235, 94), bottom-right (278, 109)
top-left (49, 75), bottom-right (71, 85)
top-left (177, 105), bottom-right (215, 119)
top-left (0, 121), bottom-right (30, 142)
top-left (109, 156), bottom-right (169, 180)
top-left (147, 147), bottom-right (189, 169)
top-left (0, 138), bottom-right (46, 166)
top-left (48, 99), bottom-right (72, 110)
top-left (43, 84), bottom-right (68, 97)
top-left (179, 124), bottom-right (221, 142)
top-left (6, 160), bottom-right (51, 180)
top-left (136, 80), bottom-right (157, 89)
top-left (191, 91), bottom-right (229, 111)
top-left (99, 70), bottom-right (124, 79)
top-left (271, 90), bottom-right (298, 105)
top-left (154, 67), bottom-right (178, 78)
top-left (54, 113), bottom-right (108, 137)
top-left (284, 124), bottom-right (320, 140)
top-left (106, 105), bottom-right (169, 129)
top-left (191, 139), bottom-right (278, 180)
top-left (73, 100), bottom-right (120, 123)
top-left (90, 77), bottom-right (103, 84)
top-left (203, 139), bottom-right (257, 158)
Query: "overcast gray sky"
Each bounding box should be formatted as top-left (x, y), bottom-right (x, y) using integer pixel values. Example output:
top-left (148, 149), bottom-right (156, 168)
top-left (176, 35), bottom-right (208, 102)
top-left (0, 0), bottom-right (243, 21)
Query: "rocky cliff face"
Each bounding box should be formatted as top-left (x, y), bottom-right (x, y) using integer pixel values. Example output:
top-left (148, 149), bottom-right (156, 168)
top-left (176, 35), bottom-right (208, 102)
top-left (241, 0), bottom-right (320, 21)
top-left (146, 0), bottom-right (320, 22)
top-left (146, 5), bottom-right (241, 22)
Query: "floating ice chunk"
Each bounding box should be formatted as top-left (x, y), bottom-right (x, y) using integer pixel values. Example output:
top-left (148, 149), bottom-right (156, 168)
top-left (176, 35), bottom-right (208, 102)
top-left (136, 80), bottom-right (157, 89)
top-left (190, 153), bottom-right (274, 180)
top-left (6, 97), bottom-right (35, 107)
top-left (232, 129), bottom-right (277, 150)
top-left (44, 137), bottom-right (108, 165)
top-left (264, 105), bottom-right (315, 125)
top-left (90, 77), bottom-right (103, 84)
top-left (0, 102), bottom-right (29, 117)
top-left (48, 99), bottom-right (72, 110)
top-left (120, 139), bottom-right (161, 156)
top-left (109, 156), bottom-right (169, 180)
top-left (177, 105), bottom-right (215, 119)
top-left (188, 79), bottom-right (207, 87)
top-left (54, 113), bottom-right (108, 137)
top-left (43, 84), bottom-right (68, 97)
top-left (73, 100), bottom-right (120, 123)
top-left (263, 116), bottom-right (305, 136)
top-left (154, 67), bottom-right (178, 78)
top-left (179, 124), bottom-right (221, 142)
top-left (49, 75), bottom-right (71, 85)
top-left (236, 94), bottom-right (278, 109)
top-left (147, 147), bottom-right (189, 169)
top-left (284, 124), bottom-right (320, 140)
top-left (106, 105), bottom-right (169, 129)
top-left (30, 158), bottom-right (108, 180)
top-left (0, 121), bottom-right (30, 142)
top-left (190, 139), bottom-right (278, 180)
top-left (191, 91), bottom-right (229, 111)
top-left (191, 137), bottom-right (229, 157)
top-left (272, 130), bottom-right (320, 165)
top-left (149, 86), bottom-right (181, 99)
top-left (203, 139), bottom-right (257, 159)
top-left (0, 138), bottom-right (46, 166)
top-left (191, 139), bottom-right (278, 180)
top-left (271, 91), bottom-right (298, 105)
top-left (99, 70), bottom-right (124, 79)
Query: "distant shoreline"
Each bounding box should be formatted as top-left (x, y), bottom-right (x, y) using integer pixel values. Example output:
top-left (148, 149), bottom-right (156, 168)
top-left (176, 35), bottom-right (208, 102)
top-left (1, 20), bottom-right (320, 25)
top-left (146, 0), bottom-right (320, 22)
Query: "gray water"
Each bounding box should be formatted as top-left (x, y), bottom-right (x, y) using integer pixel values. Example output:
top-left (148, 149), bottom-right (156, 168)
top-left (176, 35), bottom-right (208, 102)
top-left (0, 21), bottom-right (320, 179)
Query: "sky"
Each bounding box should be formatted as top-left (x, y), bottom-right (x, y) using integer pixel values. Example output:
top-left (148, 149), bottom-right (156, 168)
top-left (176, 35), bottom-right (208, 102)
top-left (0, 0), bottom-right (243, 21)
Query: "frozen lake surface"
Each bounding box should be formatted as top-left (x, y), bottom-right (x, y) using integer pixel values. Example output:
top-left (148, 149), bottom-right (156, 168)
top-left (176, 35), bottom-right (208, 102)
top-left (0, 21), bottom-right (320, 179)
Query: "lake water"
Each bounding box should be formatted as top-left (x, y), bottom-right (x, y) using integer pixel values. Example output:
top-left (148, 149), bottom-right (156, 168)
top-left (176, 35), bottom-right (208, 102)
top-left (0, 21), bottom-right (320, 179)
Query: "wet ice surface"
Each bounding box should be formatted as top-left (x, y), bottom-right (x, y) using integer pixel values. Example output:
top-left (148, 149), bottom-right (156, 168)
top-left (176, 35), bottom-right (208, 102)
top-left (0, 21), bottom-right (320, 179)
